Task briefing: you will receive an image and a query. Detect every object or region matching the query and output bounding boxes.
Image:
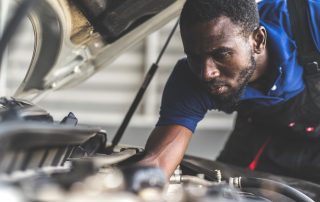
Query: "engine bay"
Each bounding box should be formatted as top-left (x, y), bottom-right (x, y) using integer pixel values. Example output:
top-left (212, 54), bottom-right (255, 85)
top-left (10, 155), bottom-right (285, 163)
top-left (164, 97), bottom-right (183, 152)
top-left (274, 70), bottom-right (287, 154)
top-left (0, 98), bottom-right (319, 202)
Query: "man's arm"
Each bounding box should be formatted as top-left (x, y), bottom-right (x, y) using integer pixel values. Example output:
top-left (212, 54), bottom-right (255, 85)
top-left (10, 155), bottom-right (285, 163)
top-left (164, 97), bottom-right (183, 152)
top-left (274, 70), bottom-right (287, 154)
top-left (138, 124), bottom-right (192, 178)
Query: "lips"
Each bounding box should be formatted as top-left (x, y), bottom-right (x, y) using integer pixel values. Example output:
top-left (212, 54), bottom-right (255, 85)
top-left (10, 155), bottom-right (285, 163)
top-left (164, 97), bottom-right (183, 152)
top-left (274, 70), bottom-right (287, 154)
top-left (209, 85), bottom-right (227, 95)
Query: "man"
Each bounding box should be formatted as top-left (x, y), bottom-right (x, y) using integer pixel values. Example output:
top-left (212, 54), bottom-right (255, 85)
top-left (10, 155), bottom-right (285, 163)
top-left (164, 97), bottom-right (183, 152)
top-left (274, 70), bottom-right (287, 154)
top-left (140, 0), bottom-right (320, 182)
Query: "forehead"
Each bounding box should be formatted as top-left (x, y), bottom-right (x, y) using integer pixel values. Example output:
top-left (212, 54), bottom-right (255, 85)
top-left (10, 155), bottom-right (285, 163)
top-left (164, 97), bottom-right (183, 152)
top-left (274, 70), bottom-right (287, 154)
top-left (181, 16), bottom-right (244, 53)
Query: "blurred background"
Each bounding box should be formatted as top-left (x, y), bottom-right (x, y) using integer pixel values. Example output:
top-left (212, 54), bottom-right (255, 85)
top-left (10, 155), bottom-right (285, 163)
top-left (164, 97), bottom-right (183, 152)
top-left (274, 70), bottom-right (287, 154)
top-left (0, 1), bottom-right (235, 160)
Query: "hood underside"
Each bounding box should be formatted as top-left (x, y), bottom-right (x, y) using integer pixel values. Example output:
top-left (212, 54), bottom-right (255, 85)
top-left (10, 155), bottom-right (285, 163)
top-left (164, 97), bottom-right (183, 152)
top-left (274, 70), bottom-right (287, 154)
top-left (13, 0), bottom-right (185, 102)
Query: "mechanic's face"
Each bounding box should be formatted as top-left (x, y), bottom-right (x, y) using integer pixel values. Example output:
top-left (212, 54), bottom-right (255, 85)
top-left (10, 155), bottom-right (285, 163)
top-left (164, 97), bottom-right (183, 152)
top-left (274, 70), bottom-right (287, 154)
top-left (181, 16), bottom-right (257, 109)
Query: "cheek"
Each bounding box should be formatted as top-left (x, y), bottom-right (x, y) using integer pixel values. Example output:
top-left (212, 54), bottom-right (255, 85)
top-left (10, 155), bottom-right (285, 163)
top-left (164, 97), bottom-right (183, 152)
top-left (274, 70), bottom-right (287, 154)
top-left (232, 39), bottom-right (253, 64)
top-left (236, 41), bottom-right (253, 66)
top-left (225, 50), bottom-right (252, 78)
top-left (221, 59), bottom-right (245, 79)
top-left (228, 78), bottom-right (241, 88)
top-left (223, 61), bottom-right (250, 87)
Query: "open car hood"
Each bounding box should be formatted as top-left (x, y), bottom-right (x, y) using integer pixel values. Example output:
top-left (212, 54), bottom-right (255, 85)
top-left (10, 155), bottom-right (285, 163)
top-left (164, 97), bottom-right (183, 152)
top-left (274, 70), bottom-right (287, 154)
top-left (13, 0), bottom-right (185, 102)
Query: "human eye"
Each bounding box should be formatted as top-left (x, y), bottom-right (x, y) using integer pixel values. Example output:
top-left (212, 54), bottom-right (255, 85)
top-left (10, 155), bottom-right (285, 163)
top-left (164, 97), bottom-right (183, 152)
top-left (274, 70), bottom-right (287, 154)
top-left (211, 49), bottom-right (232, 61)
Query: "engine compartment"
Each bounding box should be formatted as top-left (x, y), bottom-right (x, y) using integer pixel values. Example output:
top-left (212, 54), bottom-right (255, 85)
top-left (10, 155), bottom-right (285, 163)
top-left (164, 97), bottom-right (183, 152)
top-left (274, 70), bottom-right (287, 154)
top-left (0, 98), bottom-right (318, 202)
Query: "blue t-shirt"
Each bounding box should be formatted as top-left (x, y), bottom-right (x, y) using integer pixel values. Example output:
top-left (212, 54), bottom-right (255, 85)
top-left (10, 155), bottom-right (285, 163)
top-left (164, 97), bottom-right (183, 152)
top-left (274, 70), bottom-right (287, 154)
top-left (157, 0), bottom-right (320, 133)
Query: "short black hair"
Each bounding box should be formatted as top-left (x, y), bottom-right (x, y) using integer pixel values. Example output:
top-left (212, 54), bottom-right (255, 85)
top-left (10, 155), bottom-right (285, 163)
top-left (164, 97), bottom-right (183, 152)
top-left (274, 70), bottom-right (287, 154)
top-left (180, 0), bottom-right (259, 35)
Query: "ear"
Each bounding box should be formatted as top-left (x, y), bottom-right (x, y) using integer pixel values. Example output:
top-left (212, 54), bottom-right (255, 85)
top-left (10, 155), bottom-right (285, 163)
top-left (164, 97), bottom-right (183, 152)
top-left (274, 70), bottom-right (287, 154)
top-left (251, 26), bottom-right (267, 54)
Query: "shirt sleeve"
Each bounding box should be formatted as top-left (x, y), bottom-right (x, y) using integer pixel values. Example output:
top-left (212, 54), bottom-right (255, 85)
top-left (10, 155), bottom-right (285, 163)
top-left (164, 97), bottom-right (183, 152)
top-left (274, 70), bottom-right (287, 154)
top-left (156, 59), bottom-right (213, 133)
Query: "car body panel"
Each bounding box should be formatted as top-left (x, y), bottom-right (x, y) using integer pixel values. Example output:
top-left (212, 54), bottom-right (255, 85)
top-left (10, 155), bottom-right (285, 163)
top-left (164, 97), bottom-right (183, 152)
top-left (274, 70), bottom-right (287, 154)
top-left (14, 0), bottom-right (185, 102)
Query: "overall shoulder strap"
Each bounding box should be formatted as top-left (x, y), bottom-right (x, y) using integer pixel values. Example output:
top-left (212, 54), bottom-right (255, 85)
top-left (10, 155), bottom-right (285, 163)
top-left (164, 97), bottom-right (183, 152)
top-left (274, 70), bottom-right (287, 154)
top-left (287, 0), bottom-right (320, 74)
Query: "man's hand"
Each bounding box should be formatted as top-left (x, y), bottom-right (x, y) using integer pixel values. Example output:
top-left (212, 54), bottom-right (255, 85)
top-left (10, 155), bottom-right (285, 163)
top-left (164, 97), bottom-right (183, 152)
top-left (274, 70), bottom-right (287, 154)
top-left (138, 124), bottom-right (192, 179)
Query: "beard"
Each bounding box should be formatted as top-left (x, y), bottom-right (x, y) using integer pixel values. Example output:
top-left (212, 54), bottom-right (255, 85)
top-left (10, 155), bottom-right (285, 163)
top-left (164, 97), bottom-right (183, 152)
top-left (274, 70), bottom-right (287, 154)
top-left (209, 55), bottom-right (256, 111)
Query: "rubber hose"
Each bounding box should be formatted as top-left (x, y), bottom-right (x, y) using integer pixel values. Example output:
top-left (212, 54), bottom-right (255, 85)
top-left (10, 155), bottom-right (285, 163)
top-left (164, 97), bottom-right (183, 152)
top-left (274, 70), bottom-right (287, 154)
top-left (240, 177), bottom-right (314, 202)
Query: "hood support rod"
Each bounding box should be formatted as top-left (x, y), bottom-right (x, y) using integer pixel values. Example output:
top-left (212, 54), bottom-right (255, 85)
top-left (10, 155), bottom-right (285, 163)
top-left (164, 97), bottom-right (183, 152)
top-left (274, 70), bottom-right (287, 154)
top-left (110, 18), bottom-right (180, 149)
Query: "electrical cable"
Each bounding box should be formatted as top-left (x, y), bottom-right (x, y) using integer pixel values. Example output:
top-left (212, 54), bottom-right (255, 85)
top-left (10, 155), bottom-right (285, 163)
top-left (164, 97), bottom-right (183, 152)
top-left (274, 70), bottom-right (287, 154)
top-left (110, 18), bottom-right (180, 148)
top-left (238, 177), bottom-right (315, 202)
top-left (0, 0), bottom-right (37, 71)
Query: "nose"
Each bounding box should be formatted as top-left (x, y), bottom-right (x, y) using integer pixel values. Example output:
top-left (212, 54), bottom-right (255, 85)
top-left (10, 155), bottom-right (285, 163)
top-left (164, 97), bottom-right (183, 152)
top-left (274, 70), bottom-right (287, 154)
top-left (201, 57), bottom-right (220, 82)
